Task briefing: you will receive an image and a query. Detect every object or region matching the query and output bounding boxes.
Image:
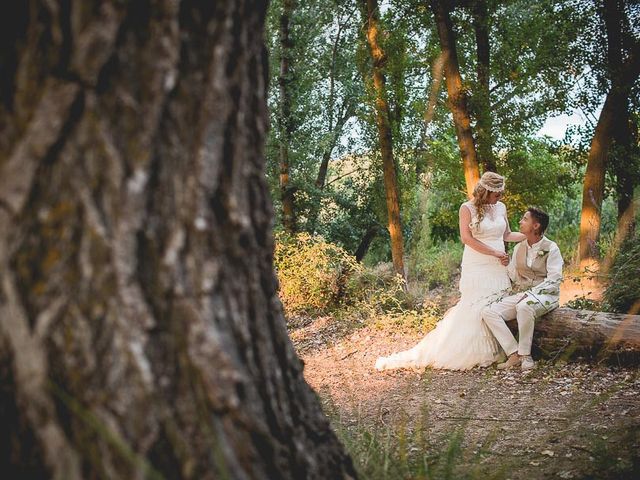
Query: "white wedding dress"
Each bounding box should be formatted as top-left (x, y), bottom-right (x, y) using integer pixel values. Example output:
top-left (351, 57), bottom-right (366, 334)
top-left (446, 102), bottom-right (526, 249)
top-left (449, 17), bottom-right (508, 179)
top-left (375, 201), bottom-right (511, 371)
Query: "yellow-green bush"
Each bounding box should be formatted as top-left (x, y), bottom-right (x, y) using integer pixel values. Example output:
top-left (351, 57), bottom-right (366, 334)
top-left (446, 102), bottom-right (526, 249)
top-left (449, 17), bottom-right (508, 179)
top-left (274, 233), bottom-right (360, 315)
top-left (344, 263), bottom-right (410, 314)
top-left (413, 241), bottom-right (463, 289)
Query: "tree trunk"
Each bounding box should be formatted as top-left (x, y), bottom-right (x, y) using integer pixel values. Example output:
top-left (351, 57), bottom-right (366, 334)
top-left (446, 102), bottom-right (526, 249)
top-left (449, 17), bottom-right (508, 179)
top-left (316, 17), bottom-right (343, 190)
top-left (578, 0), bottom-right (640, 265)
top-left (520, 308), bottom-right (640, 365)
top-left (360, 0), bottom-right (406, 281)
top-left (604, 0), bottom-right (637, 238)
top-left (315, 112), bottom-right (354, 191)
top-left (279, 0), bottom-right (296, 233)
top-left (430, 0), bottom-right (481, 198)
top-left (472, 0), bottom-right (496, 173)
top-left (0, 2), bottom-right (356, 479)
top-left (354, 225), bottom-right (382, 262)
top-left (611, 104), bottom-right (636, 239)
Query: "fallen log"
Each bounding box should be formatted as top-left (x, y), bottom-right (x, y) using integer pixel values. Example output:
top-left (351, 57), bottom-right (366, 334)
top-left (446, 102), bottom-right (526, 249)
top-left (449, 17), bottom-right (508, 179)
top-left (506, 308), bottom-right (640, 365)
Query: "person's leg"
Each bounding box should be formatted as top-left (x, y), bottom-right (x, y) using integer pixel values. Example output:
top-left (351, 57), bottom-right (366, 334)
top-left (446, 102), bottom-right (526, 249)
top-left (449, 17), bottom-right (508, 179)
top-left (481, 295), bottom-right (519, 356)
top-left (515, 298), bottom-right (547, 370)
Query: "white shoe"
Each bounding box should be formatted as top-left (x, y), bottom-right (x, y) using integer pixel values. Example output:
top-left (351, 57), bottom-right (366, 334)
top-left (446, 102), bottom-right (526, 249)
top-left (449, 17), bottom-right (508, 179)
top-left (375, 357), bottom-right (387, 371)
top-left (521, 356), bottom-right (535, 370)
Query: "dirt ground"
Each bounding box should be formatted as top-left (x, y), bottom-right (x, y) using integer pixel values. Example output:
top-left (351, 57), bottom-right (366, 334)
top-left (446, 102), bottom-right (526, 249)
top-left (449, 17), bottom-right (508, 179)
top-left (290, 314), bottom-right (640, 479)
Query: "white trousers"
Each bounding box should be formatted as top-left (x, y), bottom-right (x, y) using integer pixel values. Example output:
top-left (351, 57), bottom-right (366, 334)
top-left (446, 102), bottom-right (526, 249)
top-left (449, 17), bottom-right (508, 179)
top-left (481, 294), bottom-right (548, 356)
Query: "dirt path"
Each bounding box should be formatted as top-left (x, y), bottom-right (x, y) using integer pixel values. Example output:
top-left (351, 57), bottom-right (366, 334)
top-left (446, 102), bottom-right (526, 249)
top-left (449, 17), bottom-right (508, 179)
top-left (291, 318), bottom-right (640, 479)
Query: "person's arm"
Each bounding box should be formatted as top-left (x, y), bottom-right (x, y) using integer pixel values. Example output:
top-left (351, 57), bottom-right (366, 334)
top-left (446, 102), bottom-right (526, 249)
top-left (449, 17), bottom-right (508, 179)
top-left (502, 205), bottom-right (526, 242)
top-left (459, 204), bottom-right (508, 260)
top-left (507, 243), bottom-right (519, 282)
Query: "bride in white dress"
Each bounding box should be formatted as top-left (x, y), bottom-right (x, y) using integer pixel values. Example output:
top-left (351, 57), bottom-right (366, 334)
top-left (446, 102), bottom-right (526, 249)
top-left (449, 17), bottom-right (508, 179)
top-left (375, 172), bottom-right (526, 371)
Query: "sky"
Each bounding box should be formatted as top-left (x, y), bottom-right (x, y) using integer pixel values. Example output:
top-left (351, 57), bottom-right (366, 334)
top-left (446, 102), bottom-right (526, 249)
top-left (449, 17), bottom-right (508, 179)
top-left (536, 112), bottom-right (586, 141)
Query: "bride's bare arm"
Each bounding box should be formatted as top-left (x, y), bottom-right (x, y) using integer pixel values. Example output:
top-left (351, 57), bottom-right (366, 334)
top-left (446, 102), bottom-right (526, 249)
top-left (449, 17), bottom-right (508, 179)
top-left (502, 211), bottom-right (526, 242)
top-left (459, 205), bottom-right (508, 259)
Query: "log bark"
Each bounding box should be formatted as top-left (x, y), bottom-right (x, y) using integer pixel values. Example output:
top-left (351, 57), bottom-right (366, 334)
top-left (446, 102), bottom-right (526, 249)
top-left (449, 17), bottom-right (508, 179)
top-left (430, 0), bottom-right (481, 199)
top-left (360, 0), bottom-right (406, 281)
top-left (509, 308), bottom-right (640, 365)
top-left (0, 2), bottom-right (356, 479)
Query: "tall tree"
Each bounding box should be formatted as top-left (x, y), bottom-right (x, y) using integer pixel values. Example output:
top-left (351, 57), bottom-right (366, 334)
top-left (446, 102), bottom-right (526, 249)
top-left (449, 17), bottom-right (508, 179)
top-left (315, 8), bottom-right (358, 190)
top-left (278, 0), bottom-right (297, 233)
top-left (471, 0), bottom-right (496, 172)
top-left (605, 0), bottom-right (639, 236)
top-left (430, 0), bottom-right (481, 198)
top-left (360, 0), bottom-right (406, 279)
top-left (578, 0), bottom-right (640, 264)
top-left (0, 1), bottom-right (357, 478)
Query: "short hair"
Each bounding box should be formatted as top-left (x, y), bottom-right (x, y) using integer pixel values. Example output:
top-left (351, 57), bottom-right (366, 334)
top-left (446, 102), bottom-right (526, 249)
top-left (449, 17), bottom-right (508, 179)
top-left (527, 207), bottom-right (549, 234)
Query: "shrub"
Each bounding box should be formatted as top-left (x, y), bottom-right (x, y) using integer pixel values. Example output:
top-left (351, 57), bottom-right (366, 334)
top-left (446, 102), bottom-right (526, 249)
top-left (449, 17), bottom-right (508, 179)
top-left (602, 230), bottom-right (640, 314)
top-left (413, 241), bottom-right (463, 289)
top-left (344, 263), bottom-right (412, 314)
top-left (274, 233), bottom-right (360, 315)
top-left (340, 262), bottom-right (445, 335)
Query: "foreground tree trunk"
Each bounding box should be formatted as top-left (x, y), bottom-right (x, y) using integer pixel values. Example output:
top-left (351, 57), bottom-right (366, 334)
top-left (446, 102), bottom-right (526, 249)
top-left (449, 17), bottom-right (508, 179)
top-left (360, 0), bottom-right (406, 280)
top-left (430, 0), bottom-right (481, 198)
top-left (578, 0), bottom-right (640, 265)
top-left (0, 2), bottom-right (356, 479)
top-left (279, 0), bottom-right (297, 233)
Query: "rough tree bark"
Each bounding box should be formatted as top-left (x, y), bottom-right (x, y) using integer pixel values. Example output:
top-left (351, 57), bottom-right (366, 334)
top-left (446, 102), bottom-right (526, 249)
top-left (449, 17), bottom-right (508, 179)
top-left (279, 0), bottom-right (297, 233)
top-left (0, 2), bottom-right (356, 479)
top-left (471, 0), bottom-right (496, 173)
top-left (604, 0), bottom-right (637, 237)
top-left (578, 0), bottom-right (640, 264)
top-left (430, 0), bottom-right (481, 198)
top-left (360, 0), bottom-right (406, 280)
top-left (611, 113), bottom-right (637, 240)
top-left (521, 308), bottom-right (640, 365)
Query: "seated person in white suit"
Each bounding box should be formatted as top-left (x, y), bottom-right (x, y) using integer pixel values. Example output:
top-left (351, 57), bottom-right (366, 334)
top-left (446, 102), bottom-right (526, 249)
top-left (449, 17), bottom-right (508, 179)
top-left (481, 207), bottom-right (563, 370)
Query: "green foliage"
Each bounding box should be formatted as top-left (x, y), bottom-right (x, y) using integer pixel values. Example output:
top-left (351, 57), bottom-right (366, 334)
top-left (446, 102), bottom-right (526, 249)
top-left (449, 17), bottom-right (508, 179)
top-left (602, 229), bottom-right (640, 314)
top-left (485, 0), bottom-right (588, 143)
top-left (498, 139), bottom-right (572, 218)
top-left (274, 233), bottom-right (437, 323)
top-left (344, 264), bottom-right (410, 314)
top-left (274, 233), bottom-right (360, 315)
top-left (264, 0), bottom-right (638, 318)
top-left (413, 241), bottom-right (463, 290)
top-left (564, 295), bottom-right (602, 311)
top-left (342, 262), bottom-right (444, 334)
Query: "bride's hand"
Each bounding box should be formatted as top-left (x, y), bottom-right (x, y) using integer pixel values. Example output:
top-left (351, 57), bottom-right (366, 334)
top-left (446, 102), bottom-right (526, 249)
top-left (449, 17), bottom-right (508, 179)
top-left (493, 250), bottom-right (509, 265)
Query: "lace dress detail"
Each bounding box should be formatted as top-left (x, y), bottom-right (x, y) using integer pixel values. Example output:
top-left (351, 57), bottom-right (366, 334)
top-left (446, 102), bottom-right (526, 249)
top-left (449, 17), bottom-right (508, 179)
top-left (375, 201), bottom-right (510, 370)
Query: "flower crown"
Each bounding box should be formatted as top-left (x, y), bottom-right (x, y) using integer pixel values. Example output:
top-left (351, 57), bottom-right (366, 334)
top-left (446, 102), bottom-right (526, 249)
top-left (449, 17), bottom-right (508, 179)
top-left (478, 179), bottom-right (505, 192)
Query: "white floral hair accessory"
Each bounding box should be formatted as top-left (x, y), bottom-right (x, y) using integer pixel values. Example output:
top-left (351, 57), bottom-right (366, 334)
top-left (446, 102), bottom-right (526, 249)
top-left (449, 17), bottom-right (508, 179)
top-left (478, 179), bottom-right (505, 192)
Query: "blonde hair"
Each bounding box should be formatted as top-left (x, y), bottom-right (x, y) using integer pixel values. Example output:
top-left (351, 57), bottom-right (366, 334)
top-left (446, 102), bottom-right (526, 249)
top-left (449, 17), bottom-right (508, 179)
top-left (472, 172), bottom-right (504, 223)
